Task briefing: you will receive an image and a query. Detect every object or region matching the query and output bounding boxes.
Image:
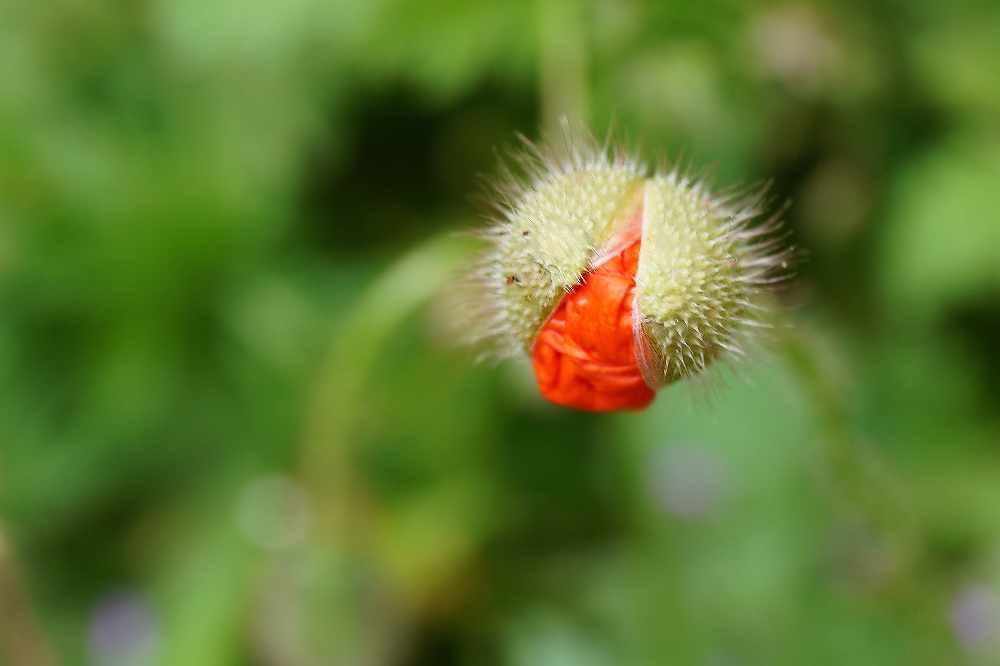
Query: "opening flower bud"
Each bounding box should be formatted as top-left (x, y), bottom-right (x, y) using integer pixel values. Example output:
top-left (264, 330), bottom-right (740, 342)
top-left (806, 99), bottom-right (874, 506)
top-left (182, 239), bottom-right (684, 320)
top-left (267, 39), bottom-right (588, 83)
top-left (449, 132), bottom-right (792, 412)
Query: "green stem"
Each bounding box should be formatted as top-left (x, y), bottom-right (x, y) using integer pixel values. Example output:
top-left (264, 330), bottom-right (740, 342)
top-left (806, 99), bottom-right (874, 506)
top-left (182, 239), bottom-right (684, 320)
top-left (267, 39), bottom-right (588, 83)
top-left (778, 315), bottom-right (917, 548)
top-left (537, 0), bottom-right (590, 147)
top-left (778, 314), bottom-right (919, 564)
top-left (298, 233), bottom-right (481, 545)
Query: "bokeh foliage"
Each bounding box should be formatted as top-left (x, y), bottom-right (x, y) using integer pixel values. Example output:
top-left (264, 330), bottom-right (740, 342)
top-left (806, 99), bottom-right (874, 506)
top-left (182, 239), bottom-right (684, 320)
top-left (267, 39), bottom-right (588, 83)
top-left (1, 0), bottom-right (1000, 664)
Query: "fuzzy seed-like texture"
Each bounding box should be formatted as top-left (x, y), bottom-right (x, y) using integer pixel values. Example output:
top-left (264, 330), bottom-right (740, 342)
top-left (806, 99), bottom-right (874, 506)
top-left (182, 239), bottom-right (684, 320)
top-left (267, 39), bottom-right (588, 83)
top-left (446, 130), bottom-right (793, 411)
top-left (633, 175), bottom-right (746, 387)
top-left (495, 163), bottom-right (642, 354)
top-left (446, 137), bottom-right (644, 358)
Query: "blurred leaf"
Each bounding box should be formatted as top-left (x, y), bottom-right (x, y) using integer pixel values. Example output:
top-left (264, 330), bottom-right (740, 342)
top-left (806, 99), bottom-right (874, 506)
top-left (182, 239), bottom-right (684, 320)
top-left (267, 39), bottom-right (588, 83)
top-left (911, 18), bottom-right (1000, 117)
top-left (151, 488), bottom-right (260, 666)
top-left (881, 138), bottom-right (1000, 315)
top-left (357, 0), bottom-right (535, 101)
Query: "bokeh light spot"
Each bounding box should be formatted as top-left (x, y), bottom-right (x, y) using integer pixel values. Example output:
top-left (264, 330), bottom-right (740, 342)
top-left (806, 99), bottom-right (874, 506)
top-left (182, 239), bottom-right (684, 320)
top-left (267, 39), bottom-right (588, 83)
top-left (647, 442), bottom-right (735, 521)
top-left (87, 590), bottom-right (160, 666)
top-left (234, 474), bottom-right (312, 552)
top-left (949, 583), bottom-right (1000, 650)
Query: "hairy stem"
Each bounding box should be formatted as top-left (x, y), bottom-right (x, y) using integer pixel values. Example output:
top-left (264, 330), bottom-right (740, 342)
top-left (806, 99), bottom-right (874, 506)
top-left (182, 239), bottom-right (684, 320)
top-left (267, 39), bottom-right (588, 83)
top-left (778, 315), bottom-right (919, 566)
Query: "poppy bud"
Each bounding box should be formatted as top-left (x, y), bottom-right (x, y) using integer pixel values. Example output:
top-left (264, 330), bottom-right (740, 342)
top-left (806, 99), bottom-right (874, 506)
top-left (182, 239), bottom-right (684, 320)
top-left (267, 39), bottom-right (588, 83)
top-left (449, 132), bottom-right (792, 412)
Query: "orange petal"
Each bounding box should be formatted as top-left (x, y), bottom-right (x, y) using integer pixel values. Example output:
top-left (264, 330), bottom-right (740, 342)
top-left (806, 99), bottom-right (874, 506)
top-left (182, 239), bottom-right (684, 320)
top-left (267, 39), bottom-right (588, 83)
top-left (530, 239), bottom-right (655, 412)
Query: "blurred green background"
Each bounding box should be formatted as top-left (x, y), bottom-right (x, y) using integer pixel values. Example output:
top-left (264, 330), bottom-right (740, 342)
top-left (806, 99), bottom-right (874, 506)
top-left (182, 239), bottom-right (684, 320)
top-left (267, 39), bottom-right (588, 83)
top-left (1, 0), bottom-right (1000, 664)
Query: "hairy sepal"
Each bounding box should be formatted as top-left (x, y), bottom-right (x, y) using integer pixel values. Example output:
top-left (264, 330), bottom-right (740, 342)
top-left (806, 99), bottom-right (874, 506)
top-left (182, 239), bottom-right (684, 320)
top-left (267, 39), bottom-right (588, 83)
top-left (634, 174), bottom-right (793, 387)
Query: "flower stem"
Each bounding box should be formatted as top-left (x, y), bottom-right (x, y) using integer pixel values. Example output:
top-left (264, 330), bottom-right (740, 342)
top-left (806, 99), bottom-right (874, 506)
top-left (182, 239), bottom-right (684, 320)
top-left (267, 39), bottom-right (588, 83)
top-left (537, 0), bottom-right (589, 150)
top-left (298, 233), bottom-right (481, 545)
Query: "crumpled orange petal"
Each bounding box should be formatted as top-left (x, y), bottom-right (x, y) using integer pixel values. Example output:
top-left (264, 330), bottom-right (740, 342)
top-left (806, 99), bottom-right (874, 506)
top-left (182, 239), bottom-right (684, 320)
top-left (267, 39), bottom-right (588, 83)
top-left (530, 239), bottom-right (655, 412)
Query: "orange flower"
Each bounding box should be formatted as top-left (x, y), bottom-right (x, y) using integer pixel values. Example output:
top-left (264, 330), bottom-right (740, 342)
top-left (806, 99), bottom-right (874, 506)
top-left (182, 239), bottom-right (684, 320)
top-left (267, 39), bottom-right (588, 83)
top-left (531, 238), bottom-right (654, 411)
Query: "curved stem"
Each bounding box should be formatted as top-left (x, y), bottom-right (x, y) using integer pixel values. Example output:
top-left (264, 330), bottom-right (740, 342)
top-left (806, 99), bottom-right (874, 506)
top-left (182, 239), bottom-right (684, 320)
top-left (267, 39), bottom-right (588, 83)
top-left (298, 233), bottom-right (481, 546)
top-left (778, 314), bottom-right (918, 552)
